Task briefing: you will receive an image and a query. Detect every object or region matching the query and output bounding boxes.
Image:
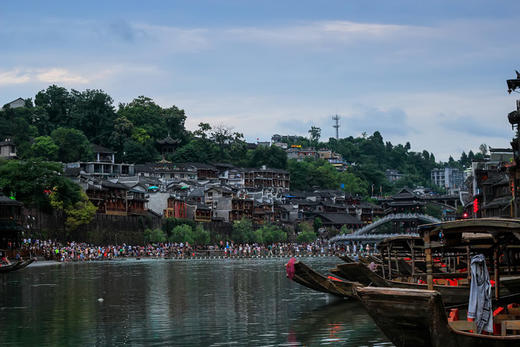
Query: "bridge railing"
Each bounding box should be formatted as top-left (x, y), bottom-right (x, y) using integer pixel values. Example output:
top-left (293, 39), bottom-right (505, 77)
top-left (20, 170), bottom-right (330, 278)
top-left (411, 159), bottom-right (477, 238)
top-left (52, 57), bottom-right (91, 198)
top-left (329, 213), bottom-right (440, 243)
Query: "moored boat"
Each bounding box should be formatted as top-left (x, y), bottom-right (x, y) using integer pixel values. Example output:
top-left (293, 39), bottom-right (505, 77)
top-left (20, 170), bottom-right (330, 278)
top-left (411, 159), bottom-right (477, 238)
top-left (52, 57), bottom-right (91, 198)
top-left (0, 258), bottom-right (34, 273)
top-left (287, 260), bottom-right (359, 298)
top-left (354, 218), bottom-right (520, 346)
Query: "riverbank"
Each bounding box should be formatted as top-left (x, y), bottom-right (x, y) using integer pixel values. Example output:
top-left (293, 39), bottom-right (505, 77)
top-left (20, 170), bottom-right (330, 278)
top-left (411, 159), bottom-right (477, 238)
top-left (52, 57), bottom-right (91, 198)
top-left (12, 239), bottom-right (378, 263)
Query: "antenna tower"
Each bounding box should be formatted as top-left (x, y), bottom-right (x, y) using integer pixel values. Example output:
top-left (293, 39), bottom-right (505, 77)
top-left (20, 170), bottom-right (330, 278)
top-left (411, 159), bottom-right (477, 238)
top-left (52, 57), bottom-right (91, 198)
top-left (332, 115), bottom-right (340, 139)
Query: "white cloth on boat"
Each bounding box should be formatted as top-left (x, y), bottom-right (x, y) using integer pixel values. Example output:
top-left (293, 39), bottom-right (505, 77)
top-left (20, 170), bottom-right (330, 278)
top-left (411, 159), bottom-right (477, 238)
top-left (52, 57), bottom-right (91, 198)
top-left (467, 254), bottom-right (493, 334)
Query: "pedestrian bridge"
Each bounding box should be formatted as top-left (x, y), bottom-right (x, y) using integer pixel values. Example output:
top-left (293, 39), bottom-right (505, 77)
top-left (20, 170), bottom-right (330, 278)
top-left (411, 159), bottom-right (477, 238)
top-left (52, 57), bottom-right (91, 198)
top-left (329, 213), bottom-right (441, 243)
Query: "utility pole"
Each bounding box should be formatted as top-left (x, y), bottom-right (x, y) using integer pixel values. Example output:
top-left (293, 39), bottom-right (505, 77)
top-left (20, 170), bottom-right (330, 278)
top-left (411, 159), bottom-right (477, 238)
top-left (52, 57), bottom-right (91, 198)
top-left (332, 115), bottom-right (340, 139)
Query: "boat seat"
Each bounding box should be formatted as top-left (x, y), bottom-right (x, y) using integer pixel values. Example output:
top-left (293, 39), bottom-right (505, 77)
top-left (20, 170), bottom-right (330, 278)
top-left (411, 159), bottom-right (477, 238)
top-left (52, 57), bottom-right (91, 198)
top-left (501, 320), bottom-right (520, 336)
top-left (494, 314), bottom-right (520, 324)
top-left (449, 320), bottom-right (476, 332)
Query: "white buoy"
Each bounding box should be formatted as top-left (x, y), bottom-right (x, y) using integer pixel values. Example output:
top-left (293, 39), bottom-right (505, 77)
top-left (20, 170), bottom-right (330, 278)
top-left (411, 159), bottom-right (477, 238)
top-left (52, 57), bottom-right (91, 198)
top-left (97, 298), bottom-right (104, 302)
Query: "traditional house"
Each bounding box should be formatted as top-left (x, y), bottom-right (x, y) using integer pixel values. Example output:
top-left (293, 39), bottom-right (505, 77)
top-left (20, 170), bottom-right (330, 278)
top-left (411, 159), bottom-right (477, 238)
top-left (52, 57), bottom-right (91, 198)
top-left (191, 163), bottom-right (219, 180)
top-left (86, 181), bottom-right (147, 216)
top-left (3, 98), bottom-right (25, 109)
top-left (135, 163), bottom-right (197, 181)
top-left (156, 135), bottom-right (181, 159)
top-left (194, 204), bottom-right (211, 222)
top-left (229, 198), bottom-right (254, 222)
top-left (0, 139), bottom-right (17, 159)
top-left (204, 186), bottom-right (233, 206)
top-left (384, 188), bottom-right (425, 214)
top-left (164, 196), bottom-right (188, 219)
top-left (315, 212), bottom-right (363, 230)
top-left (480, 171), bottom-right (512, 218)
top-left (243, 166), bottom-right (290, 191)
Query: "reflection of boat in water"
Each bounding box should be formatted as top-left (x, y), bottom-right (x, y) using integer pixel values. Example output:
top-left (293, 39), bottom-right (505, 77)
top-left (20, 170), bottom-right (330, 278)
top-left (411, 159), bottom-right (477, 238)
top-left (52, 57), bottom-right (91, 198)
top-left (0, 258), bottom-right (35, 273)
top-left (288, 300), bottom-right (389, 346)
top-left (287, 260), bottom-right (358, 298)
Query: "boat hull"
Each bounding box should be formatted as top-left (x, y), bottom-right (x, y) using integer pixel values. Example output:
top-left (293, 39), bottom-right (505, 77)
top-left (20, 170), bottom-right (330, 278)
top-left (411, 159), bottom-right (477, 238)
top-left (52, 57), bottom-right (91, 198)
top-left (356, 286), bottom-right (520, 347)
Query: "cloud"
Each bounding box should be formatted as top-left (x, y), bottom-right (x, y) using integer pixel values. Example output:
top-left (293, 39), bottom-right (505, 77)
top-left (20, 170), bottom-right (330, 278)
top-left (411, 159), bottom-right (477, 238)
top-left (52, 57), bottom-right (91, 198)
top-left (439, 114), bottom-right (510, 138)
top-left (223, 20), bottom-right (420, 46)
top-left (109, 19), bottom-right (140, 42)
top-left (0, 69), bottom-right (31, 85)
top-left (346, 106), bottom-right (409, 136)
top-left (36, 68), bottom-right (89, 84)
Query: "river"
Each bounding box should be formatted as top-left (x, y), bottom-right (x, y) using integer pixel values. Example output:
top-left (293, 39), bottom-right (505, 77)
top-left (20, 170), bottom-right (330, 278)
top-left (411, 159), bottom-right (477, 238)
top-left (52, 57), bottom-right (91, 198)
top-left (0, 257), bottom-right (392, 346)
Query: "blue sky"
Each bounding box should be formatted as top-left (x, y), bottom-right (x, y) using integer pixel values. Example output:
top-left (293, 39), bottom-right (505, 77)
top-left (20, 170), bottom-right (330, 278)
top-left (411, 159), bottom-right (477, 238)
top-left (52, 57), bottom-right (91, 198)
top-left (1, 1), bottom-right (520, 160)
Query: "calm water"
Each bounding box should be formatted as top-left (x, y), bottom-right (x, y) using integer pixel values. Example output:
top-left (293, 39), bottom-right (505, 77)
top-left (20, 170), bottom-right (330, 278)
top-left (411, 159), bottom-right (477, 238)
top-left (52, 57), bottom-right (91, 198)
top-left (0, 257), bottom-right (392, 346)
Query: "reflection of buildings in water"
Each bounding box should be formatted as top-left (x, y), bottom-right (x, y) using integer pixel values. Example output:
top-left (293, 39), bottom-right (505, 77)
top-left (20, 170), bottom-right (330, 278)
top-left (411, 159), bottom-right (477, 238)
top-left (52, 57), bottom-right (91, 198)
top-left (146, 263), bottom-right (172, 333)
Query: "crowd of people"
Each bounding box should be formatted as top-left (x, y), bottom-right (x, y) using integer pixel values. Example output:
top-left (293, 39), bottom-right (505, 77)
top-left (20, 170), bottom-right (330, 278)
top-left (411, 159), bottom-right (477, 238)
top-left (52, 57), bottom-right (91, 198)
top-left (11, 238), bottom-right (378, 263)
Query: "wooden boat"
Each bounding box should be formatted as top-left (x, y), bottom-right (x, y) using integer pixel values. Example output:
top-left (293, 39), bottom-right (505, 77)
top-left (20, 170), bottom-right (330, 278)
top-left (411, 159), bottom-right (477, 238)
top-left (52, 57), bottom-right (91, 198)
top-left (288, 260), bottom-right (359, 298)
top-left (0, 258), bottom-right (34, 273)
top-left (354, 218), bottom-right (520, 346)
top-left (356, 287), bottom-right (520, 347)
top-left (337, 254), bottom-right (356, 263)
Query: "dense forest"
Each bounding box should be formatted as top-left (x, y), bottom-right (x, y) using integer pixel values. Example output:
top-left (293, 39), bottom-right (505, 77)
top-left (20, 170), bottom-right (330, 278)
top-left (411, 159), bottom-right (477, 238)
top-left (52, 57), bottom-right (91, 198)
top-left (1, 85), bottom-right (484, 198)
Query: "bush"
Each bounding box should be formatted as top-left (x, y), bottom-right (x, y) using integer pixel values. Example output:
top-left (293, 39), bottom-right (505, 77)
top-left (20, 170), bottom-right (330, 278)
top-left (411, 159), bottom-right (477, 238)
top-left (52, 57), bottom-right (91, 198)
top-left (232, 218), bottom-right (254, 243)
top-left (340, 225), bottom-right (352, 235)
top-left (252, 229), bottom-right (264, 244)
top-left (163, 218), bottom-right (196, 235)
top-left (297, 230), bottom-right (317, 243)
top-left (260, 224), bottom-right (287, 244)
top-left (169, 224), bottom-right (194, 244)
top-left (144, 228), bottom-right (167, 243)
top-left (193, 225), bottom-right (210, 245)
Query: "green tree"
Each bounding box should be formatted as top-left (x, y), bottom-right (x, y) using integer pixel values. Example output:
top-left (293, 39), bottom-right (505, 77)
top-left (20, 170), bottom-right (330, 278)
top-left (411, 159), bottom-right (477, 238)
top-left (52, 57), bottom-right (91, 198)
top-left (252, 228), bottom-right (264, 244)
top-left (232, 217), bottom-right (254, 243)
top-left (297, 230), bottom-right (317, 243)
top-left (313, 217), bottom-right (323, 232)
top-left (34, 85), bottom-right (71, 131)
top-left (169, 224), bottom-right (195, 244)
top-left (117, 96), bottom-right (186, 141)
top-left (122, 140), bottom-right (159, 164)
top-left (51, 127), bottom-right (93, 162)
top-left (144, 228), bottom-right (167, 243)
top-left (68, 89), bottom-right (117, 145)
top-left (0, 160), bottom-right (71, 209)
top-left (30, 136), bottom-right (59, 161)
top-left (50, 189), bottom-right (96, 232)
top-left (309, 126), bottom-right (321, 147)
top-left (247, 145), bottom-right (288, 169)
top-left (193, 225), bottom-right (210, 245)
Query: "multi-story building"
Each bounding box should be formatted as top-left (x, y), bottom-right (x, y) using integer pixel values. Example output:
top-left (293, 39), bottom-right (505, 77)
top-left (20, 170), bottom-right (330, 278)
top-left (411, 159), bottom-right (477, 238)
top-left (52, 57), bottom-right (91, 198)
top-left (67, 144), bottom-right (134, 178)
top-left (243, 166), bottom-right (290, 192)
top-left (385, 169), bottom-right (404, 182)
top-left (286, 147), bottom-right (318, 161)
top-left (86, 181), bottom-right (147, 216)
top-left (431, 167), bottom-right (464, 194)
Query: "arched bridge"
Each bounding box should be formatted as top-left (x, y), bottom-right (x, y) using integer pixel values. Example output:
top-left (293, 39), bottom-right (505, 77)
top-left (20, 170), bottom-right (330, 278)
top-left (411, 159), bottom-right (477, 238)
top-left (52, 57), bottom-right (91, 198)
top-left (329, 213), bottom-right (441, 243)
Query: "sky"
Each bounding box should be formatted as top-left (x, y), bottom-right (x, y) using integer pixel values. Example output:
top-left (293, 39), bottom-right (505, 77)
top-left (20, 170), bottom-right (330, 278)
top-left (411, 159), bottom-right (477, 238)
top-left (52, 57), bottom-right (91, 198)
top-left (1, 1), bottom-right (520, 161)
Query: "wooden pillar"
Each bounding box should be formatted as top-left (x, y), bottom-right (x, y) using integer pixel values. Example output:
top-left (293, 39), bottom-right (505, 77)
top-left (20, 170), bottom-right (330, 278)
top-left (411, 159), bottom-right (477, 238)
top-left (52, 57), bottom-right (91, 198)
top-left (425, 232), bottom-right (433, 290)
top-left (411, 242), bottom-right (415, 280)
top-left (494, 245), bottom-right (500, 300)
top-left (394, 250), bottom-right (399, 278)
top-left (381, 254), bottom-right (386, 279)
top-left (466, 245), bottom-right (471, 282)
top-left (387, 246), bottom-right (392, 280)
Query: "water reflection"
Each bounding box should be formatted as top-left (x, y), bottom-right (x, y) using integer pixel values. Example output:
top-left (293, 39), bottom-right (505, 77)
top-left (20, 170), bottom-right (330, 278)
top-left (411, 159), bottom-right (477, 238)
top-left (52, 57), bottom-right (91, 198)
top-left (0, 258), bottom-right (391, 346)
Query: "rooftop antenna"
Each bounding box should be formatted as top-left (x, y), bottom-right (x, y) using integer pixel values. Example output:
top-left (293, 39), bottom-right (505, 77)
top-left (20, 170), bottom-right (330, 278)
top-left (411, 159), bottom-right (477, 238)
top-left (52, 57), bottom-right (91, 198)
top-left (332, 115), bottom-right (340, 139)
